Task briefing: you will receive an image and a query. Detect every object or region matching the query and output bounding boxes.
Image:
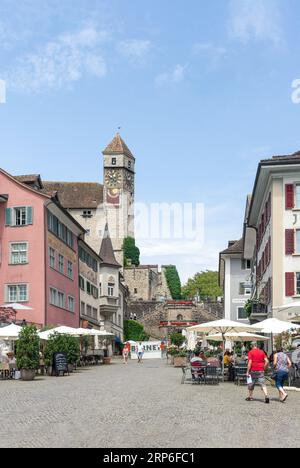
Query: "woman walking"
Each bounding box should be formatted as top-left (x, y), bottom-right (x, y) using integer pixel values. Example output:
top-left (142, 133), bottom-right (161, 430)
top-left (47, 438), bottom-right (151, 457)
top-left (122, 345), bottom-right (129, 365)
top-left (273, 347), bottom-right (292, 403)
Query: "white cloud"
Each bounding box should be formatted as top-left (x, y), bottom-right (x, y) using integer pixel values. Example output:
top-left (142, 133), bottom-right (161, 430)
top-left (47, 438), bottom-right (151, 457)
top-left (155, 64), bottom-right (186, 87)
top-left (6, 24), bottom-right (108, 92)
top-left (228, 0), bottom-right (282, 45)
top-left (117, 39), bottom-right (152, 63)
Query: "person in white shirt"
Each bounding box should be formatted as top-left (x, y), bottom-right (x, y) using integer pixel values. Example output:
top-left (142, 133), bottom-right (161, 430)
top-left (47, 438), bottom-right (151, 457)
top-left (136, 342), bottom-right (145, 363)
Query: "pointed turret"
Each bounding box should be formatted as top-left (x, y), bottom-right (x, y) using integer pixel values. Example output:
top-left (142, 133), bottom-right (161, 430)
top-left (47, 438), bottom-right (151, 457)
top-left (99, 224), bottom-right (121, 268)
top-left (102, 133), bottom-right (135, 160)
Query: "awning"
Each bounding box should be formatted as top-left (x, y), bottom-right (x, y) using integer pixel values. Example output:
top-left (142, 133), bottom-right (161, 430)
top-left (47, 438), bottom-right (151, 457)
top-left (115, 336), bottom-right (122, 344)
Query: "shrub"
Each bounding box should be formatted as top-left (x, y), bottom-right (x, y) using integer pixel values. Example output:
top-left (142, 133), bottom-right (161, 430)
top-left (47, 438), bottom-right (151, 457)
top-left (170, 332), bottom-right (186, 348)
top-left (124, 320), bottom-right (149, 342)
top-left (123, 237), bottom-right (140, 267)
top-left (164, 266), bottom-right (182, 300)
top-left (16, 325), bottom-right (40, 370)
top-left (44, 333), bottom-right (80, 366)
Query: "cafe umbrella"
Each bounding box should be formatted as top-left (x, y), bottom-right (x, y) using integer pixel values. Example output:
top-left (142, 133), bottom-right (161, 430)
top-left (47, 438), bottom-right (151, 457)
top-left (251, 318), bottom-right (300, 352)
top-left (206, 332), bottom-right (269, 342)
top-left (187, 319), bottom-right (257, 375)
top-left (0, 323), bottom-right (22, 341)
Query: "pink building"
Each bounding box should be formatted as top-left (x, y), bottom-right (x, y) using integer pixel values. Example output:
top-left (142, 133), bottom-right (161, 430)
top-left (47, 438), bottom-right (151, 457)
top-left (0, 169), bottom-right (84, 328)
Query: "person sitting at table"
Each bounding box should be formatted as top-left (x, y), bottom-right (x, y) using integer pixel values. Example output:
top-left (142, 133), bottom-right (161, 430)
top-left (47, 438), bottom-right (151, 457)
top-left (4, 352), bottom-right (16, 379)
top-left (190, 351), bottom-right (205, 381)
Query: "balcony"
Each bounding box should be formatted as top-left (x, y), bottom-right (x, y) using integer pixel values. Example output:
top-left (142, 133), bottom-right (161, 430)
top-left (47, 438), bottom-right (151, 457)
top-left (250, 302), bottom-right (268, 321)
top-left (100, 296), bottom-right (119, 317)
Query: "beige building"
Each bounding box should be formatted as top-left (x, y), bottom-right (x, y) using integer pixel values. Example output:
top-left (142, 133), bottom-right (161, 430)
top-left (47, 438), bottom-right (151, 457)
top-left (123, 265), bottom-right (172, 302)
top-left (244, 151), bottom-right (300, 322)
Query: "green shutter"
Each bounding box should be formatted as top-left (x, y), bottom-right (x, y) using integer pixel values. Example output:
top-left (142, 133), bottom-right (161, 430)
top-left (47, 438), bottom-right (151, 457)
top-left (27, 207), bottom-right (33, 225)
top-left (5, 208), bottom-right (11, 226)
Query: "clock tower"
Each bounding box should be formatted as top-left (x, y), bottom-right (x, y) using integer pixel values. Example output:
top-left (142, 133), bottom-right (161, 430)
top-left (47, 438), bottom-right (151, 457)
top-left (102, 133), bottom-right (135, 266)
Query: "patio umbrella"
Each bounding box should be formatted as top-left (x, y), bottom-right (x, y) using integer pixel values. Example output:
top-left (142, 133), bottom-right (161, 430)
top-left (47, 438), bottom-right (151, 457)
top-left (0, 323), bottom-right (22, 340)
top-left (0, 303), bottom-right (33, 310)
top-left (206, 332), bottom-right (269, 342)
top-left (187, 319), bottom-right (255, 374)
top-left (38, 326), bottom-right (80, 340)
top-left (251, 318), bottom-right (300, 334)
top-left (186, 331), bottom-right (197, 351)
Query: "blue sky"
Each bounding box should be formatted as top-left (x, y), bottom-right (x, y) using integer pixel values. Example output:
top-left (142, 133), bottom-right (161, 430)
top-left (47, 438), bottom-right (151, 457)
top-left (1, 0), bottom-right (300, 283)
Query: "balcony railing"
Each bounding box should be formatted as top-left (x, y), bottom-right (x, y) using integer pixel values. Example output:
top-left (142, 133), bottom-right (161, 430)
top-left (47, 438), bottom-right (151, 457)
top-left (100, 296), bottom-right (119, 317)
top-left (251, 302), bottom-right (268, 316)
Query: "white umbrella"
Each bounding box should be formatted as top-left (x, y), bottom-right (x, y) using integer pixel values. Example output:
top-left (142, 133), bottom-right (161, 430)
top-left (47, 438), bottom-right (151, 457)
top-left (187, 319), bottom-right (255, 374)
top-left (207, 332), bottom-right (269, 342)
top-left (38, 326), bottom-right (80, 340)
top-left (0, 303), bottom-right (33, 310)
top-left (187, 331), bottom-right (197, 351)
top-left (0, 323), bottom-right (22, 340)
top-left (251, 318), bottom-right (300, 334)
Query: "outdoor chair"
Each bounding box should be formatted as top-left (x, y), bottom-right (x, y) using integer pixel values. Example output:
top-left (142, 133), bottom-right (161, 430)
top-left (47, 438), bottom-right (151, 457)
top-left (235, 366), bottom-right (248, 386)
top-left (0, 363), bottom-right (10, 380)
top-left (204, 366), bottom-right (219, 385)
top-left (191, 363), bottom-right (206, 385)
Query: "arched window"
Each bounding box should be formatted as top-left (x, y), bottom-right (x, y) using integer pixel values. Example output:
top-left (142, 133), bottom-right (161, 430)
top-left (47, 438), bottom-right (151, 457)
top-left (177, 314), bottom-right (183, 321)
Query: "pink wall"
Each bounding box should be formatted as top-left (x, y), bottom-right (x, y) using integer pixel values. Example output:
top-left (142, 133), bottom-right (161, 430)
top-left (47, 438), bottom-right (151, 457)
top-left (0, 172), bottom-right (46, 326)
top-left (46, 226), bottom-right (80, 328)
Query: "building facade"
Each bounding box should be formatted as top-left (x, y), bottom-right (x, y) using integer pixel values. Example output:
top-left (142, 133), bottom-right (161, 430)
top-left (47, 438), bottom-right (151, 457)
top-left (244, 151), bottom-right (300, 322)
top-left (0, 169), bottom-right (84, 328)
top-left (219, 239), bottom-right (252, 323)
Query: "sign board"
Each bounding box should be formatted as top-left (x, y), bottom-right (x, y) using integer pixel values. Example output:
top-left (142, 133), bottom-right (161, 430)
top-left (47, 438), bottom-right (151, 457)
top-left (53, 352), bottom-right (68, 376)
top-left (131, 341), bottom-right (162, 360)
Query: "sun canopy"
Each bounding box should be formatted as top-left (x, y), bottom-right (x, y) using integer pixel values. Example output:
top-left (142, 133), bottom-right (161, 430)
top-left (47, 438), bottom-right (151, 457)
top-left (207, 332), bottom-right (269, 342)
top-left (38, 327), bottom-right (115, 340)
top-left (251, 318), bottom-right (300, 335)
top-left (187, 319), bottom-right (254, 334)
top-left (0, 323), bottom-right (22, 340)
top-left (0, 303), bottom-right (33, 310)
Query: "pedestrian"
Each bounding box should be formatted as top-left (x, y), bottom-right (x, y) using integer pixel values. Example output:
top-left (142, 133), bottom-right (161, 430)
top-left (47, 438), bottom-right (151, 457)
top-left (133, 313), bottom-right (137, 321)
top-left (246, 342), bottom-right (270, 404)
top-left (122, 346), bottom-right (129, 365)
top-left (160, 341), bottom-right (166, 359)
top-left (136, 342), bottom-right (144, 363)
top-left (130, 312), bottom-right (134, 320)
top-left (273, 347), bottom-right (292, 403)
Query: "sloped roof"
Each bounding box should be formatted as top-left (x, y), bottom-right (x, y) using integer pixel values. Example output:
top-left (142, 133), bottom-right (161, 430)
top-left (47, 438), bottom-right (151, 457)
top-left (42, 182), bottom-right (103, 209)
top-left (14, 174), bottom-right (43, 189)
top-left (220, 238), bottom-right (243, 255)
top-left (103, 133), bottom-right (135, 159)
top-left (99, 224), bottom-right (121, 268)
top-left (262, 150), bottom-right (300, 162)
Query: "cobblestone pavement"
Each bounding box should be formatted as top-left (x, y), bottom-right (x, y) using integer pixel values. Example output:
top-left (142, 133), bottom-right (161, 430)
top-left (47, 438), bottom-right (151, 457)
top-left (0, 359), bottom-right (299, 448)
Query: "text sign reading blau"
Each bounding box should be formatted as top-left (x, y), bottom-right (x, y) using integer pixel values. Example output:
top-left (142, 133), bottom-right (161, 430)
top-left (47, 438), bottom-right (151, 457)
top-left (131, 341), bottom-right (162, 360)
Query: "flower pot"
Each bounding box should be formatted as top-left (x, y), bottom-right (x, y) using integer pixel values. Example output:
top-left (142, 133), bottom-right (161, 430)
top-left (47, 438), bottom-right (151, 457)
top-left (103, 357), bottom-right (112, 365)
top-left (21, 369), bottom-right (36, 381)
top-left (173, 356), bottom-right (187, 368)
top-left (68, 364), bottom-right (74, 373)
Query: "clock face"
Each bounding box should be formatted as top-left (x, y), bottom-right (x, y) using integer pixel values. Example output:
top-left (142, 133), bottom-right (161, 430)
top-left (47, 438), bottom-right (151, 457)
top-left (105, 169), bottom-right (122, 187)
top-left (125, 172), bottom-right (134, 190)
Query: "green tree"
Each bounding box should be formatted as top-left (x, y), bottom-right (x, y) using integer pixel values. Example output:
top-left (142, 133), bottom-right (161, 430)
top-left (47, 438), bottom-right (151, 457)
top-left (170, 333), bottom-right (185, 347)
top-left (182, 270), bottom-right (222, 301)
top-left (124, 320), bottom-right (149, 342)
top-left (123, 237), bottom-right (140, 267)
top-left (164, 266), bottom-right (182, 300)
top-left (16, 325), bottom-right (40, 370)
top-left (44, 333), bottom-right (80, 366)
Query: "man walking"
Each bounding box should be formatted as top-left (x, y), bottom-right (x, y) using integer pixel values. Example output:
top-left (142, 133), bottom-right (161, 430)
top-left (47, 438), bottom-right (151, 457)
top-left (246, 342), bottom-right (270, 404)
top-left (136, 342), bottom-right (145, 363)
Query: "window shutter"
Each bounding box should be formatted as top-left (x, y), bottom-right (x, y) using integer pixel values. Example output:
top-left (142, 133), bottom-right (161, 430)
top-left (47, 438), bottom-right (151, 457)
top-left (285, 272), bottom-right (295, 297)
top-left (26, 207), bottom-right (33, 225)
top-left (5, 208), bottom-right (12, 226)
top-left (285, 229), bottom-right (295, 255)
top-left (285, 185), bottom-right (295, 210)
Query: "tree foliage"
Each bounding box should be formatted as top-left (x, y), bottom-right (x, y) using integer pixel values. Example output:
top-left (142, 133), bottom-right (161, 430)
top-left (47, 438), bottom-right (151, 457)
top-left (124, 320), bottom-right (149, 342)
top-left (170, 333), bottom-right (186, 348)
top-left (182, 270), bottom-right (222, 301)
top-left (164, 266), bottom-right (182, 300)
top-left (44, 332), bottom-right (80, 366)
top-left (16, 325), bottom-right (40, 370)
top-left (123, 237), bottom-right (140, 267)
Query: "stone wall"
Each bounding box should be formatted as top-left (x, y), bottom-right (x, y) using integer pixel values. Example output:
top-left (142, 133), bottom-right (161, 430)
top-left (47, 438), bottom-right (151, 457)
top-left (123, 265), bottom-right (172, 302)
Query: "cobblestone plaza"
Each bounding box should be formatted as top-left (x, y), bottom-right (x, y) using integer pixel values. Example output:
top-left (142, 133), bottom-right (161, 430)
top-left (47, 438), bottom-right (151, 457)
top-left (0, 359), bottom-right (299, 448)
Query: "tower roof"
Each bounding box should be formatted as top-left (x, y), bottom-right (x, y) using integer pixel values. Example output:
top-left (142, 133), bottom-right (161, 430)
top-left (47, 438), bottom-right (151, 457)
top-left (99, 224), bottom-right (121, 268)
top-left (103, 133), bottom-right (135, 159)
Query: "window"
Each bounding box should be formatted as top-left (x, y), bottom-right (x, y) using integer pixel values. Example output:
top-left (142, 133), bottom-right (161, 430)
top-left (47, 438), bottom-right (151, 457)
top-left (87, 281), bottom-right (91, 295)
top-left (47, 212), bottom-right (74, 249)
top-left (14, 207), bottom-right (27, 226)
top-left (92, 286), bottom-right (98, 299)
top-left (128, 161), bottom-right (131, 169)
top-left (5, 207), bottom-right (33, 227)
top-left (50, 288), bottom-right (57, 306)
top-left (242, 259), bottom-right (251, 270)
top-left (82, 210), bottom-right (92, 218)
top-left (81, 302), bottom-right (85, 315)
top-left (67, 261), bottom-right (73, 279)
top-left (58, 291), bottom-right (65, 308)
top-left (177, 314), bottom-right (183, 321)
top-left (7, 284), bottom-right (28, 302)
top-left (68, 296), bottom-right (75, 312)
top-left (49, 248), bottom-right (55, 268)
top-left (112, 158), bottom-right (117, 165)
top-left (296, 273), bottom-right (300, 295)
top-left (296, 185), bottom-right (300, 209)
top-left (108, 283), bottom-right (114, 297)
top-left (86, 305), bottom-right (92, 317)
top-left (237, 307), bottom-right (248, 320)
top-left (58, 255), bottom-right (64, 274)
top-left (296, 231), bottom-right (300, 254)
top-left (239, 283), bottom-right (252, 296)
top-left (79, 276), bottom-right (85, 290)
top-left (10, 243), bottom-right (28, 264)
top-left (134, 288), bottom-right (138, 294)
top-left (118, 315), bottom-right (121, 326)
top-left (93, 308), bottom-right (98, 319)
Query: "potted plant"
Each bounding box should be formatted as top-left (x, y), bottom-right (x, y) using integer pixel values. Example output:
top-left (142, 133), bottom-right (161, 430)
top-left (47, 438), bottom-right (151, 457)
top-left (16, 325), bottom-right (40, 381)
top-left (44, 333), bottom-right (80, 375)
top-left (173, 350), bottom-right (188, 368)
